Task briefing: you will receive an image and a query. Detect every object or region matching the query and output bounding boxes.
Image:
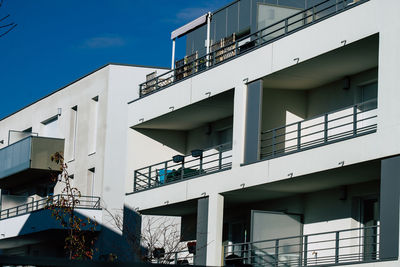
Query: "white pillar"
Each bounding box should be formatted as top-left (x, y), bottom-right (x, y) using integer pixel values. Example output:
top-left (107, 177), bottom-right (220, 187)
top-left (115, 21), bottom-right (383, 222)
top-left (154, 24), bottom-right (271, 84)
top-left (206, 194), bottom-right (224, 266)
top-left (231, 82), bottom-right (247, 167)
top-left (171, 38), bottom-right (176, 70)
top-left (206, 12), bottom-right (212, 66)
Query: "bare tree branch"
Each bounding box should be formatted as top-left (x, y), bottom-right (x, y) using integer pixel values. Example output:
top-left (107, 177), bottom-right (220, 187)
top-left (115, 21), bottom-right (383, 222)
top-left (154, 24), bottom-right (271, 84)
top-left (0, 0), bottom-right (17, 38)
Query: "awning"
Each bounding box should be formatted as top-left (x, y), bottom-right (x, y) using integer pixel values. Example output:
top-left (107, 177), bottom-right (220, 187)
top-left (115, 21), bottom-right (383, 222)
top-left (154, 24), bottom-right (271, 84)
top-left (171, 13), bottom-right (208, 40)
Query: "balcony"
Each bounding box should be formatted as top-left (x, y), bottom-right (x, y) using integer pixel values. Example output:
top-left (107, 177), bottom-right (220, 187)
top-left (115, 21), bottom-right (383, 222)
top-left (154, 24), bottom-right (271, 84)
top-left (138, 0), bottom-right (369, 98)
top-left (0, 194), bottom-right (101, 220)
top-left (259, 99), bottom-right (377, 161)
top-left (0, 136), bottom-right (64, 189)
top-left (133, 143), bottom-right (232, 192)
top-left (224, 226), bottom-right (380, 267)
top-left (0, 194), bottom-right (101, 243)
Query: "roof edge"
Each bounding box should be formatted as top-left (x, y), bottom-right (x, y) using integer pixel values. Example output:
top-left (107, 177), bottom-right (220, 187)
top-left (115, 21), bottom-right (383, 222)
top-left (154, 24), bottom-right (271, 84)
top-left (0, 63), bottom-right (169, 122)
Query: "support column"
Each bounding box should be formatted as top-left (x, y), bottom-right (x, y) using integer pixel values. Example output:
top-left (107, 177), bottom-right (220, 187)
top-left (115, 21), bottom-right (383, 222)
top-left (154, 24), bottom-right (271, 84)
top-left (195, 194), bottom-right (225, 266)
top-left (196, 197), bottom-right (209, 265)
top-left (171, 38), bottom-right (176, 70)
top-left (206, 12), bottom-right (211, 67)
top-left (380, 156), bottom-right (400, 260)
top-left (206, 194), bottom-right (224, 266)
top-left (244, 79), bottom-right (263, 165)
top-left (231, 83), bottom-right (247, 168)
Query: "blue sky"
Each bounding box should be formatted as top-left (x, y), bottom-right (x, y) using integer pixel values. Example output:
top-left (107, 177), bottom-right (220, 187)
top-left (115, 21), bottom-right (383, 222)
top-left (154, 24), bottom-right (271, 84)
top-left (0, 0), bottom-right (232, 119)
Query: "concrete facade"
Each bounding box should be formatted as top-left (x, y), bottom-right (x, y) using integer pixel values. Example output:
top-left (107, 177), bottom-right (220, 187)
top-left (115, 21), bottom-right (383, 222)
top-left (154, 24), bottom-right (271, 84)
top-left (1, 0), bottom-right (400, 266)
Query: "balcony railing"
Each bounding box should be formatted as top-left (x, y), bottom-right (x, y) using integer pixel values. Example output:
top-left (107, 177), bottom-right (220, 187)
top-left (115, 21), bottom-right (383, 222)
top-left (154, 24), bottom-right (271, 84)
top-left (260, 99), bottom-right (377, 160)
top-left (0, 194), bottom-right (101, 220)
top-left (133, 143), bottom-right (232, 192)
top-left (138, 0), bottom-right (369, 98)
top-left (224, 226), bottom-right (380, 267)
top-left (152, 249), bottom-right (195, 265)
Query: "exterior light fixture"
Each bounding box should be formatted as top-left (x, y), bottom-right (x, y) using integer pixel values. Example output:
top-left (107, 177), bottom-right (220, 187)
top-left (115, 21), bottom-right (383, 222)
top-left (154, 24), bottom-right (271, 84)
top-left (172, 155), bottom-right (185, 163)
top-left (191, 149), bottom-right (203, 158)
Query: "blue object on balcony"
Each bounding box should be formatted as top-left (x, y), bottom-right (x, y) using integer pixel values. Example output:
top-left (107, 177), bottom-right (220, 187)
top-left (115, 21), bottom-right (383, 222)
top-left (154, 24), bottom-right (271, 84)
top-left (158, 169), bottom-right (173, 184)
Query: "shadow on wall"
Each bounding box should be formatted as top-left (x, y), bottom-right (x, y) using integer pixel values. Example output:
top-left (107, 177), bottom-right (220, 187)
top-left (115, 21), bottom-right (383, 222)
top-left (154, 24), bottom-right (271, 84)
top-left (1, 207), bottom-right (142, 261)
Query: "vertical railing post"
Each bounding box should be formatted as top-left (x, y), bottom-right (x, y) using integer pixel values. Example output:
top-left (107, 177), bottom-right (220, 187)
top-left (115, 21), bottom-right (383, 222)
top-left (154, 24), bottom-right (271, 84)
top-left (353, 105), bottom-right (358, 136)
top-left (174, 252), bottom-right (178, 265)
top-left (324, 113), bottom-right (328, 143)
top-left (285, 19), bottom-right (288, 34)
top-left (181, 159), bottom-right (185, 180)
top-left (7, 209), bottom-right (9, 218)
top-left (235, 40), bottom-right (238, 56)
top-left (200, 155), bottom-right (203, 173)
top-left (155, 77), bottom-right (159, 91)
top-left (134, 170), bottom-right (137, 191)
top-left (272, 129), bottom-right (276, 156)
top-left (312, 6), bottom-right (316, 22)
top-left (297, 122), bottom-right (301, 151)
top-left (148, 166), bottom-right (152, 188)
top-left (275, 239), bottom-right (280, 267)
top-left (304, 235), bottom-right (308, 266)
top-left (164, 162), bottom-right (168, 184)
top-left (335, 231), bottom-right (340, 264)
top-left (219, 149), bottom-right (223, 170)
top-left (212, 51), bottom-right (216, 65)
top-left (139, 85), bottom-right (142, 98)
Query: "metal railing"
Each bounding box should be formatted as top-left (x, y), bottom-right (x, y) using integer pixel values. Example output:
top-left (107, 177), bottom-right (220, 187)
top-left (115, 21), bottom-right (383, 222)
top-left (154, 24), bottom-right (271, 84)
top-left (260, 99), bottom-right (377, 160)
top-left (0, 194), bottom-right (101, 220)
top-left (224, 226), bottom-right (380, 267)
top-left (153, 250), bottom-right (195, 265)
top-left (133, 143), bottom-right (232, 192)
top-left (138, 0), bottom-right (369, 98)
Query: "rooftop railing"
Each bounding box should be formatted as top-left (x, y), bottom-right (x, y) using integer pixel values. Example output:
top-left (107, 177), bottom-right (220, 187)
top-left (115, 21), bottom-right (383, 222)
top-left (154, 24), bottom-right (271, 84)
top-left (0, 194), bottom-right (101, 220)
top-left (133, 143), bottom-right (232, 193)
top-left (224, 225), bottom-right (380, 267)
top-left (260, 98), bottom-right (377, 160)
top-left (138, 0), bottom-right (369, 98)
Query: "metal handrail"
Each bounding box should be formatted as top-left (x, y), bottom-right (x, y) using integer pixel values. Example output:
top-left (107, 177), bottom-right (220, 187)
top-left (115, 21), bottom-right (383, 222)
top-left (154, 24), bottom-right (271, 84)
top-left (138, 0), bottom-right (369, 98)
top-left (133, 143), bottom-right (233, 192)
top-left (224, 225), bottom-right (380, 266)
top-left (0, 194), bottom-right (101, 220)
top-left (156, 249), bottom-right (194, 265)
top-left (260, 98), bottom-right (377, 159)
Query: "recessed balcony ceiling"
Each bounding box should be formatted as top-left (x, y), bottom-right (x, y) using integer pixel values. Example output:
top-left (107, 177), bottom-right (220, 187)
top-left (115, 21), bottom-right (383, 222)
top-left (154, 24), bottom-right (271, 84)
top-left (223, 159), bottom-right (380, 205)
top-left (133, 90), bottom-right (234, 131)
top-left (263, 34), bottom-right (379, 90)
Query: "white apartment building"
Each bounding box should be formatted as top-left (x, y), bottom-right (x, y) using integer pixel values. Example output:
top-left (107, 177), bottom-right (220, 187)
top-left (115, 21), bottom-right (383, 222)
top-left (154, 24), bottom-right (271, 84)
top-left (0, 63), bottom-right (168, 260)
top-left (1, 0), bottom-right (399, 266)
top-left (124, 0), bottom-right (400, 266)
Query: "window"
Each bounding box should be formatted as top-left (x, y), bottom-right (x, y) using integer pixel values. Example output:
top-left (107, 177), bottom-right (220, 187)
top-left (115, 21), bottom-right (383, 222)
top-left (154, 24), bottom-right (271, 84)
top-left (359, 81), bottom-right (378, 110)
top-left (68, 106), bottom-right (78, 161)
top-left (41, 115), bottom-right (59, 138)
top-left (88, 96), bottom-right (99, 154)
top-left (87, 168), bottom-right (95, 197)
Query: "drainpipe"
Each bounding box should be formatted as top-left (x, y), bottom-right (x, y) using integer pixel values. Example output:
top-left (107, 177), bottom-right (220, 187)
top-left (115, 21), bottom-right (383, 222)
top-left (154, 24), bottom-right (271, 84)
top-left (206, 12), bottom-right (212, 66)
top-left (171, 38), bottom-right (176, 70)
